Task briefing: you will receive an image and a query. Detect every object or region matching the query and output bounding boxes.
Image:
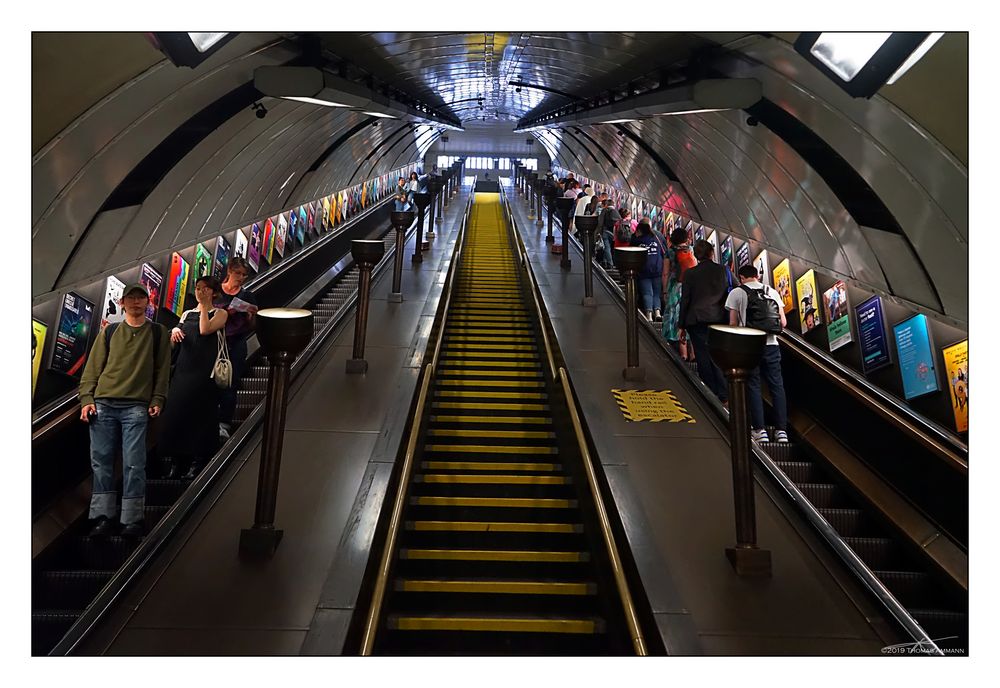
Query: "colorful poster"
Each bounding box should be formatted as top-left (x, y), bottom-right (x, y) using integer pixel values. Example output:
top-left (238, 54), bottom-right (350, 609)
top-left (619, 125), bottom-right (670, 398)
top-left (736, 241), bottom-right (751, 272)
top-left (795, 269), bottom-right (821, 333)
top-left (140, 263), bottom-right (163, 321)
top-left (942, 340), bottom-right (968, 433)
top-left (721, 236), bottom-right (735, 275)
top-left (195, 243), bottom-right (212, 278)
top-left (856, 295), bottom-right (892, 374)
top-left (706, 230), bottom-right (718, 262)
top-left (307, 204), bottom-right (316, 234)
top-left (275, 213), bottom-right (288, 258)
top-left (772, 258), bottom-right (793, 313)
top-left (247, 222), bottom-right (261, 271)
top-left (51, 292), bottom-right (95, 377)
top-left (287, 208), bottom-right (299, 246)
top-left (262, 217), bottom-right (276, 264)
top-left (694, 225), bottom-right (706, 243)
top-left (214, 234), bottom-right (231, 281)
top-left (822, 281), bottom-right (853, 351)
top-left (100, 275), bottom-right (126, 329)
top-left (893, 314), bottom-right (939, 400)
top-left (297, 206), bottom-right (308, 243)
top-left (165, 252), bottom-right (190, 317)
top-left (32, 319), bottom-right (47, 398)
top-left (753, 249), bottom-right (770, 287)
top-left (322, 197), bottom-right (331, 230)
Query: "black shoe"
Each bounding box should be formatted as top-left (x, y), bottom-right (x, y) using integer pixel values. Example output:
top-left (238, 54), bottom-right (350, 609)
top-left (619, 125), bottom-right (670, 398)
top-left (162, 457), bottom-right (184, 480)
top-left (89, 516), bottom-right (118, 538)
top-left (120, 520), bottom-right (145, 538)
top-left (182, 462), bottom-right (205, 480)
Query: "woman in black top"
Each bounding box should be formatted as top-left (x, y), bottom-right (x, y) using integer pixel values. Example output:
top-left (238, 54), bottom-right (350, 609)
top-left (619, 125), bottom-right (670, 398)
top-left (159, 276), bottom-right (229, 479)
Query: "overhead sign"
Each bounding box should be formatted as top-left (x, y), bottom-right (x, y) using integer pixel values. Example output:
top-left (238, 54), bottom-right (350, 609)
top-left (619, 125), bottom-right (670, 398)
top-left (612, 389), bottom-right (695, 423)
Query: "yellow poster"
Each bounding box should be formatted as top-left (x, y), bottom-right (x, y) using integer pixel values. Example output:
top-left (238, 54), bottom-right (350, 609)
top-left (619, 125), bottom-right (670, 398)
top-left (942, 340), bottom-right (968, 433)
top-left (32, 319), bottom-right (47, 398)
top-left (795, 269), bottom-right (821, 334)
top-left (772, 258), bottom-right (794, 313)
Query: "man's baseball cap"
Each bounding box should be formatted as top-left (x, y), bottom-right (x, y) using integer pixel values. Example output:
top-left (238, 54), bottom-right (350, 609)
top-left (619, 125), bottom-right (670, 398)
top-left (123, 283), bottom-right (149, 298)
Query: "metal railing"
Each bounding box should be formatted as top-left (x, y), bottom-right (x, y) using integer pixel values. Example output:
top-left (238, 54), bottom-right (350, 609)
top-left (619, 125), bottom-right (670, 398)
top-left (500, 183), bottom-right (648, 656)
top-left (359, 178), bottom-right (475, 655)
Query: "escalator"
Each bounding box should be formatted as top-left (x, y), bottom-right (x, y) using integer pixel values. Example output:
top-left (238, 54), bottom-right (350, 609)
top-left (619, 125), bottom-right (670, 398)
top-left (31, 220), bottom-right (401, 656)
top-left (533, 188), bottom-right (968, 654)
top-left (362, 193), bottom-right (640, 655)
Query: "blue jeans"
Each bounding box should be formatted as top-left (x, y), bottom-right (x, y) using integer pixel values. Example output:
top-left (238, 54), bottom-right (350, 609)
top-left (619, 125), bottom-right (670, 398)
top-left (686, 323), bottom-right (729, 403)
top-left (89, 402), bottom-right (149, 524)
top-left (600, 230), bottom-right (615, 267)
top-left (218, 337), bottom-right (249, 426)
top-left (747, 344), bottom-right (787, 431)
top-left (637, 277), bottom-right (662, 313)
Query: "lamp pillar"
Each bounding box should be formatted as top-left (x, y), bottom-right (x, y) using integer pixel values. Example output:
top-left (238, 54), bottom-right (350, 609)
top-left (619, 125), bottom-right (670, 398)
top-left (346, 240), bottom-right (386, 374)
top-left (555, 197), bottom-right (574, 270)
top-left (614, 247), bottom-right (648, 381)
top-left (576, 215), bottom-right (599, 307)
top-left (545, 187), bottom-right (556, 243)
top-left (427, 177), bottom-right (442, 237)
top-left (389, 210), bottom-right (414, 302)
top-left (535, 179), bottom-right (545, 228)
top-left (412, 192), bottom-right (431, 263)
top-left (239, 308), bottom-right (314, 557)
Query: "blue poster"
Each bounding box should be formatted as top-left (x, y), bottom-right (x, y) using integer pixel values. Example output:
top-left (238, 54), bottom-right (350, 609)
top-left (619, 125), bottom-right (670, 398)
top-left (856, 295), bottom-right (891, 374)
top-left (893, 314), bottom-right (939, 400)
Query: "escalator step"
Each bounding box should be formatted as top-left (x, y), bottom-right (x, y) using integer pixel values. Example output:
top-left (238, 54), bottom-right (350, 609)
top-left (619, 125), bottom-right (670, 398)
top-left (843, 537), bottom-right (898, 570)
top-left (874, 570), bottom-right (935, 606)
top-left (775, 461), bottom-right (815, 484)
top-left (386, 614), bottom-right (605, 635)
top-left (400, 549), bottom-right (588, 563)
top-left (817, 508), bottom-right (866, 536)
top-left (394, 579), bottom-right (597, 596)
top-left (35, 570), bottom-right (115, 609)
top-left (757, 442), bottom-right (798, 461)
top-left (796, 483), bottom-right (839, 508)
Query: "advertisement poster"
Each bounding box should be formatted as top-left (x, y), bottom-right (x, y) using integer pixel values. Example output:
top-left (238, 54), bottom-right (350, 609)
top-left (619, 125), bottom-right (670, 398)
top-left (32, 319), bottom-right (47, 398)
top-left (694, 225), bottom-right (706, 243)
top-left (214, 234), bottom-right (231, 280)
top-left (165, 252), bottom-right (190, 317)
top-left (706, 230), bottom-right (718, 262)
top-left (856, 296), bottom-right (892, 374)
top-left (721, 236), bottom-right (735, 275)
top-left (140, 263), bottom-right (163, 321)
top-left (822, 281), bottom-right (853, 351)
top-left (293, 207), bottom-right (305, 245)
top-left (795, 269), bottom-right (821, 333)
top-left (275, 213), bottom-right (288, 258)
top-left (307, 204), bottom-right (316, 235)
top-left (736, 241), bottom-right (751, 272)
top-left (322, 197), bottom-right (331, 230)
top-left (893, 314), bottom-right (939, 400)
top-left (772, 258), bottom-right (793, 313)
top-left (942, 340), bottom-right (968, 433)
top-left (195, 243), bottom-right (212, 278)
top-left (51, 292), bottom-right (95, 376)
top-left (262, 217), bottom-right (275, 265)
top-left (753, 249), bottom-right (770, 287)
top-left (100, 275), bottom-right (126, 329)
top-left (247, 222), bottom-right (261, 271)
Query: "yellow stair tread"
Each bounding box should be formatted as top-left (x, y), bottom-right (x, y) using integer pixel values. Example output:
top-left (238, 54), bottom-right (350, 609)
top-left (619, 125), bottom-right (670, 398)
top-left (436, 380), bottom-right (545, 389)
top-left (418, 473), bottom-right (568, 484)
top-left (421, 461), bottom-right (560, 472)
top-left (395, 580), bottom-right (596, 595)
top-left (430, 414), bottom-right (551, 423)
top-left (400, 549), bottom-right (587, 562)
top-left (424, 444), bottom-right (559, 455)
top-left (434, 390), bottom-right (547, 399)
top-left (411, 495), bottom-right (576, 508)
top-left (427, 428), bottom-right (555, 439)
top-left (407, 520), bottom-right (582, 533)
top-left (388, 615), bottom-right (602, 634)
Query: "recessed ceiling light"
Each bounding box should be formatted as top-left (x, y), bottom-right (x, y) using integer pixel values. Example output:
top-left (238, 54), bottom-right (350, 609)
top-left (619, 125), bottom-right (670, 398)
top-left (283, 96), bottom-right (350, 107)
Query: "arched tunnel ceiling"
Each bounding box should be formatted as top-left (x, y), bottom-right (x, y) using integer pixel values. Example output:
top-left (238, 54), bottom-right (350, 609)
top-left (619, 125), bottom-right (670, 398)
top-left (31, 31), bottom-right (968, 325)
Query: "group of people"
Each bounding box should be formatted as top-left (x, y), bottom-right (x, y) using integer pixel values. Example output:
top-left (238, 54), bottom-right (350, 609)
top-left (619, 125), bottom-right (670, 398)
top-left (78, 257), bottom-right (258, 537)
top-left (394, 169), bottom-right (432, 212)
top-left (546, 170), bottom-right (789, 445)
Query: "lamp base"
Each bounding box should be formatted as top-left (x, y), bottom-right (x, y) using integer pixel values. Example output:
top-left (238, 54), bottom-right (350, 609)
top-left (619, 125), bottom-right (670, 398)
top-left (582, 296), bottom-right (597, 307)
top-left (388, 292), bottom-right (403, 303)
top-left (411, 253), bottom-right (423, 264)
top-left (560, 258), bottom-right (572, 271)
top-left (536, 219), bottom-right (544, 228)
top-left (726, 546), bottom-right (772, 577)
top-left (426, 231), bottom-right (435, 238)
top-left (239, 527), bottom-right (283, 558)
top-left (545, 235), bottom-right (555, 244)
top-left (622, 366), bottom-right (646, 382)
top-left (346, 358), bottom-right (369, 374)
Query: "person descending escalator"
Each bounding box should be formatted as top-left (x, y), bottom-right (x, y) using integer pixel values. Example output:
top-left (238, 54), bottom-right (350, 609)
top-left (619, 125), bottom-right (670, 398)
top-left (725, 265), bottom-right (790, 443)
top-left (662, 226), bottom-right (696, 356)
top-left (215, 257), bottom-right (258, 441)
top-left (159, 276), bottom-right (230, 479)
top-left (678, 240), bottom-right (730, 406)
top-left (78, 283), bottom-right (171, 538)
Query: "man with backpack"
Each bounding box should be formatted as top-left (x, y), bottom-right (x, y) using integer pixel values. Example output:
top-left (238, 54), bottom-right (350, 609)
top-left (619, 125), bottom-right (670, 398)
top-left (598, 199), bottom-right (620, 269)
top-left (725, 265), bottom-right (789, 443)
top-left (79, 283), bottom-right (171, 537)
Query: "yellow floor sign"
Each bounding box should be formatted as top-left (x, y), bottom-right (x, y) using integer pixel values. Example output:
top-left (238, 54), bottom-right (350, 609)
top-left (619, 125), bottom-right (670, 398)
top-left (612, 389), bottom-right (696, 423)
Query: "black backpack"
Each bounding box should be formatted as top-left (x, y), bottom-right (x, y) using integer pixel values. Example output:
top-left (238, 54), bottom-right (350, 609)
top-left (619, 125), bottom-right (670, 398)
top-left (740, 285), bottom-right (782, 334)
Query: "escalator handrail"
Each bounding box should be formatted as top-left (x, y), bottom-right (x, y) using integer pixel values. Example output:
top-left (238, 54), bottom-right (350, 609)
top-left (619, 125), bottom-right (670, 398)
top-left (359, 177), bottom-right (475, 655)
top-left (30, 192), bottom-right (399, 444)
top-left (535, 195), bottom-right (945, 654)
top-left (778, 331), bottom-right (967, 474)
top-left (49, 195), bottom-right (430, 656)
top-left (500, 184), bottom-right (648, 656)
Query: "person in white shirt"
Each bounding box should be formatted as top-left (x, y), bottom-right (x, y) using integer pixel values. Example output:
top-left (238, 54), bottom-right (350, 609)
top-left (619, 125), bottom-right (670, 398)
top-left (724, 265), bottom-right (790, 443)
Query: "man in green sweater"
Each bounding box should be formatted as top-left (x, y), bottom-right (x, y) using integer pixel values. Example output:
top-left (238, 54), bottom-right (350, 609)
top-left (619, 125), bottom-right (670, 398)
top-left (79, 283), bottom-right (171, 537)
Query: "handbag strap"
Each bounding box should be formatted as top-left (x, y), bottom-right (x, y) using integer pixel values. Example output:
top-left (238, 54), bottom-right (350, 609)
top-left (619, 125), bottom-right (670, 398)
top-left (211, 327), bottom-right (230, 378)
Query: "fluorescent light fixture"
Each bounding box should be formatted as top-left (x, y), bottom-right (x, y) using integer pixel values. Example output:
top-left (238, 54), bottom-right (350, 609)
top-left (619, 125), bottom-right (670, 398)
top-left (188, 32), bottom-right (229, 53)
top-left (283, 96), bottom-right (350, 107)
top-left (810, 33), bottom-right (892, 81)
top-left (599, 119), bottom-right (638, 124)
top-left (886, 32), bottom-right (944, 84)
top-left (652, 108), bottom-right (725, 116)
top-left (363, 111), bottom-right (398, 118)
top-left (794, 32), bottom-right (940, 98)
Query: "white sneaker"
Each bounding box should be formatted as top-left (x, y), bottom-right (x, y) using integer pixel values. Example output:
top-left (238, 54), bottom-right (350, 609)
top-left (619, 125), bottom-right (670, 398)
top-left (751, 428), bottom-right (769, 443)
top-left (219, 423), bottom-right (231, 441)
top-left (774, 430), bottom-right (789, 443)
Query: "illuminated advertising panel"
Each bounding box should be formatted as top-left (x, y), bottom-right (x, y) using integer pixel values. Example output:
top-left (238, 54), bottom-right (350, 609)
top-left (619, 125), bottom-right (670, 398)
top-left (795, 269), bottom-right (821, 333)
top-left (139, 263), bottom-right (163, 321)
top-left (214, 234), bottom-right (231, 280)
top-left (32, 319), bottom-right (47, 397)
top-left (822, 280), bottom-right (853, 351)
top-left (100, 275), bottom-right (125, 329)
top-left (942, 340), bottom-right (968, 432)
top-left (893, 313), bottom-right (939, 400)
top-left (51, 292), bottom-right (95, 377)
top-left (165, 252), bottom-right (190, 317)
top-left (772, 258), bottom-right (793, 313)
top-left (856, 295), bottom-right (891, 374)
